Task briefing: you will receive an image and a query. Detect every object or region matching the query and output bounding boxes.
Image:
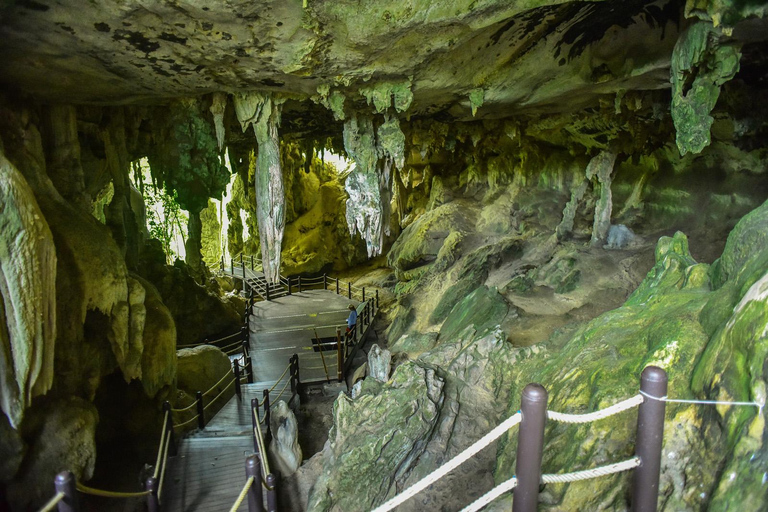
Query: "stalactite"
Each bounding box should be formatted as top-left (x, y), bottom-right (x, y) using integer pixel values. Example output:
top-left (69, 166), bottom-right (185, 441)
top-left (587, 150), bottom-right (618, 246)
top-left (0, 152), bottom-right (56, 428)
top-left (233, 92), bottom-right (286, 284)
top-left (210, 92), bottom-right (227, 152)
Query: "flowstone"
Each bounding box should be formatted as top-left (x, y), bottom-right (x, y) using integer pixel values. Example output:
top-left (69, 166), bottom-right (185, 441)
top-left (0, 152), bottom-right (56, 428)
top-left (268, 400), bottom-right (303, 477)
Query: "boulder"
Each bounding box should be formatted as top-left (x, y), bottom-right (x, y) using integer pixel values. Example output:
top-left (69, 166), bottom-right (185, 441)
top-left (306, 362), bottom-right (444, 512)
top-left (367, 344), bottom-right (391, 382)
top-left (176, 345), bottom-right (233, 398)
top-left (268, 401), bottom-right (303, 477)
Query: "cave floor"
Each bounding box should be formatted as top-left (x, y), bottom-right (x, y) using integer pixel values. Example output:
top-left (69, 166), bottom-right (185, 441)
top-left (248, 289), bottom-right (362, 384)
top-left (162, 288), bottom-right (375, 511)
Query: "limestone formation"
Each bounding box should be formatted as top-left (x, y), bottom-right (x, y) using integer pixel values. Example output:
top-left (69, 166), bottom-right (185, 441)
top-left (0, 152), bottom-right (56, 428)
top-left (367, 344), bottom-right (392, 383)
top-left (586, 150), bottom-right (618, 246)
top-left (176, 345), bottom-right (233, 397)
top-left (268, 401), bottom-right (303, 477)
top-left (234, 92), bottom-right (286, 284)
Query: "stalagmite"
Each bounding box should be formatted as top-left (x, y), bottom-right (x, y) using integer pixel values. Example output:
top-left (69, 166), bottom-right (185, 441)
top-left (587, 150), bottom-right (618, 246)
top-left (209, 92), bottom-right (228, 151)
top-left (185, 211), bottom-right (204, 277)
top-left (233, 92), bottom-right (286, 284)
top-left (555, 174), bottom-right (589, 240)
top-left (0, 152), bottom-right (56, 428)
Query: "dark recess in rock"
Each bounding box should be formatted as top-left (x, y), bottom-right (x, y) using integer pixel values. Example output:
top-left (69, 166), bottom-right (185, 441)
top-left (159, 32), bottom-right (187, 45)
top-left (112, 30), bottom-right (160, 54)
top-left (94, 22), bottom-right (110, 33)
top-left (17, 0), bottom-right (48, 11)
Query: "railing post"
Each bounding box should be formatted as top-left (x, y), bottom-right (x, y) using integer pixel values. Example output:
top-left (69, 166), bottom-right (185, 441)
top-left (323, 273), bottom-right (327, 290)
top-left (348, 282), bottom-right (352, 300)
top-left (234, 359), bottom-right (242, 398)
top-left (513, 383), bottom-right (548, 512)
top-left (293, 353), bottom-right (300, 387)
top-left (162, 401), bottom-right (177, 457)
top-left (287, 276), bottom-right (292, 295)
top-left (632, 366), bottom-right (668, 512)
top-left (196, 391), bottom-right (205, 430)
top-left (146, 476), bottom-right (159, 512)
top-left (263, 390), bottom-right (271, 442)
top-left (250, 397), bottom-right (260, 452)
top-left (251, 254), bottom-right (254, 271)
top-left (336, 277), bottom-right (339, 295)
top-left (54, 471), bottom-right (78, 512)
top-left (336, 329), bottom-right (344, 381)
top-left (266, 283), bottom-right (270, 301)
top-left (244, 341), bottom-right (254, 384)
top-left (290, 356), bottom-right (297, 396)
top-left (242, 257), bottom-right (247, 293)
top-left (362, 287), bottom-right (366, 302)
top-left (298, 276), bottom-right (302, 293)
top-left (246, 455), bottom-right (264, 512)
top-left (376, 289), bottom-right (379, 310)
top-left (266, 474), bottom-right (278, 512)
top-left (231, 257), bottom-right (234, 275)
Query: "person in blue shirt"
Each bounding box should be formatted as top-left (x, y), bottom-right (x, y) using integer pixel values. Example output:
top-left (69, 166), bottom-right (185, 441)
top-left (346, 304), bottom-right (357, 337)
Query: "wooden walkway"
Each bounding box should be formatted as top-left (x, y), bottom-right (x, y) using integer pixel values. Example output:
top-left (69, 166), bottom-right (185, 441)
top-left (163, 286), bottom-right (367, 511)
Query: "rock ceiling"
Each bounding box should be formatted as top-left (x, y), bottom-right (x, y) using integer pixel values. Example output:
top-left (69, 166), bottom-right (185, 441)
top-left (0, 0), bottom-right (688, 119)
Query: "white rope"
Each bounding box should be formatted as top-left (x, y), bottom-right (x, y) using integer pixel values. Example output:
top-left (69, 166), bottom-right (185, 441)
top-left (459, 478), bottom-right (517, 512)
top-left (153, 411), bottom-right (169, 478)
top-left (460, 457), bottom-right (641, 512)
top-left (370, 412), bottom-right (522, 512)
top-left (547, 394), bottom-right (643, 423)
top-left (541, 456), bottom-right (640, 483)
top-left (640, 390), bottom-right (764, 411)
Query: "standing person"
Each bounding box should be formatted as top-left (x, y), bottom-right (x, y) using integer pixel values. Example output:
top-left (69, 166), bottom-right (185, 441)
top-left (346, 304), bottom-right (357, 339)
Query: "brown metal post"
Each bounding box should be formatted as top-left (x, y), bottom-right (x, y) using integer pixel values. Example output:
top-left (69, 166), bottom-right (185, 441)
top-left (251, 254), bottom-right (254, 271)
top-left (336, 277), bottom-right (339, 295)
top-left (54, 471), bottom-right (78, 512)
top-left (293, 353), bottom-right (300, 387)
top-left (251, 398), bottom-right (260, 453)
top-left (376, 289), bottom-right (379, 310)
top-left (242, 258), bottom-right (247, 293)
top-left (290, 356), bottom-right (297, 396)
top-left (348, 282), bottom-right (351, 299)
top-left (146, 476), bottom-right (159, 512)
top-left (196, 391), bottom-right (205, 430)
top-left (298, 276), bottom-right (302, 293)
top-left (513, 383), bottom-right (548, 512)
top-left (246, 455), bottom-right (264, 512)
top-left (336, 329), bottom-right (343, 381)
top-left (323, 273), bottom-right (327, 290)
top-left (362, 287), bottom-right (366, 302)
top-left (287, 276), bottom-right (292, 295)
top-left (162, 401), bottom-right (177, 457)
top-left (632, 366), bottom-right (668, 512)
top-left (266, 474), bottom-right (278, 512)
top-left (231, 257), bottom-right (234, 275)
top-left (234, 359), bottom-right (242, 398)
top-left (263, 390), bottom-right (271, 442)
top-left (266, 282), bottom-right (270, 301)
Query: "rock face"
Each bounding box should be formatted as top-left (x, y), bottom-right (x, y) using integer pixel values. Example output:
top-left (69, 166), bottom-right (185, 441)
top-left (306, 362), bottom-right (444, 512)
top-left (7, 398), bottom-right (99, 511)
top-left (268, 400), bottom-right (303, 477)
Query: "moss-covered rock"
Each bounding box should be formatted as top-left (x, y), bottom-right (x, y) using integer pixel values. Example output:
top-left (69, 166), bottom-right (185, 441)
top-left (438, 286), bottom-right (509, 343)
top-left (306, 361), bottom-right (444, 512)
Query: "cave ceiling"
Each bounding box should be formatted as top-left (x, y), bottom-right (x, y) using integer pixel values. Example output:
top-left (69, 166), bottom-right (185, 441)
top-left (0, 0), bottom-right (694, 121)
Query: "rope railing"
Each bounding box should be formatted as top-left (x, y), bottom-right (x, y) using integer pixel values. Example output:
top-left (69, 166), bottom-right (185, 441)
top-left (38, 492), bottom-right (65, 512)
top-left (203, 368), bottom-right (236, 398)
top-left (373, 368), bottom-right (661, 512)
top-left (229, 476), bottom-right (255, 512)
top-left (204, 377), bottom-right (237, 411)
top-left (75, 483), bottom-right (150, 498)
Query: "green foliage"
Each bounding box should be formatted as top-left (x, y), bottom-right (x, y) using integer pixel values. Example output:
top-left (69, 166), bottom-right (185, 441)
top-left (133, 167), bottom-right (188, 264)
